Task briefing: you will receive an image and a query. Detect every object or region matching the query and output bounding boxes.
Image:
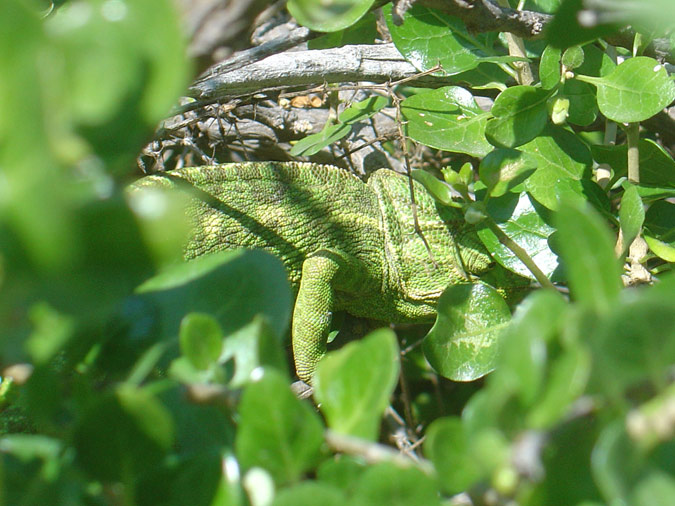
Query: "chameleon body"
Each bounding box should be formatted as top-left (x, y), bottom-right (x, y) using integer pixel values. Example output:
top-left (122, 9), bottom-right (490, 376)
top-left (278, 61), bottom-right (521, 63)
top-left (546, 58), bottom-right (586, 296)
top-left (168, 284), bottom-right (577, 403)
top-left (134, 162), bottom-right (492, 381)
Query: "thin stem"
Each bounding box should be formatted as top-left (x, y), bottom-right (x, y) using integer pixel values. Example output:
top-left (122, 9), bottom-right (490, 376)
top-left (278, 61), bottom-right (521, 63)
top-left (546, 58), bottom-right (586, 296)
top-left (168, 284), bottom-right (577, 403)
top-left (496, 0), bottom-right (534, 85)
top-left (484, 218), bottom-right (557, 291)
top-left (626, 122), bottom-right (640, 184)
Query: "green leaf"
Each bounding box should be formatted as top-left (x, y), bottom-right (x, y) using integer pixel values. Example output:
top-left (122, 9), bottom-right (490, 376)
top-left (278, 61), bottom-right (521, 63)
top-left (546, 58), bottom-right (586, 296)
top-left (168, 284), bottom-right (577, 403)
top-left (644, 200), bottom-right (675, 237)
top-left (317, 455), bottom-right (366, 491)
top-left (401, 86), bottom-right (492, 157)
top-left (412, 170), bottom-right (459, 207)
top-left (575, 57), bottom-right (675, 123)
top-left (562, 45), bottom-right (584, 69)
top-left (219, 315), bottom-right (289, 387)
top-left (522, 125), bottom-right (593, 210)
top-left (74, 386), bottom-right (174, 482)
top-left (386, 5), bottom-right (487, 75)
top-left (486, 86), bottom-right (551, 148)
top-left (288, 0), bottom-right (375, 32)
top-left (351, 463), bottom-right (441, 506)
top-left (179, 313), bottom-right (223, 370)
top-left (339, 96), bottom-right (388, 124)
top-left (588, 277), bottom-right (675, 396)
top-left (539, 45), bottom-right (562, 89)
top-left (644, 235), bottom-right (675, 262)
top-left (235, 370), bottom-right (324, 484)
top-left (423, 283), bottom-right (511, 381)
top-left (546, 0), bottom-right (622, 49)
top-left (562, 79), bottom-right (598, 126)
top-left (290, 123), bottom-right (351, 156)
top-left (424, 417), bottom-right (486, 493)
top-left (555, 204), bottom-right (622, 313)
top-left (478, 193), bottom-right (559, 280)
top-left (632, 472), bottom-right (675, 506)
top-left (308, 12), bottom-right (378, 49)
top-left (493, 290), bottom-right (569, 407)
top-left (618, 183), bottom-right (645, 255)
top-left (272, 482), bottom-right (346, 506)
top-left (136, 250), bottom-right (292, 347)
top-left (591, 139), bottom-right (675, 188)
top-left (526, 343), bottom-right (591, 429)
top-left (46, 0), bottom-right (189, 172)
top-left (478, 149), bottom-right (538, 198)
top-left (314, 329), bottom-right (399, 441)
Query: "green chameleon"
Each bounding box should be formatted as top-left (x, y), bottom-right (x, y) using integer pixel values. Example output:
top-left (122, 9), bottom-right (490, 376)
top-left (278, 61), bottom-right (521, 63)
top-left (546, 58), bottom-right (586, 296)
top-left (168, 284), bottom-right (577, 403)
top-left (134, 162), bottom-right (493, 382)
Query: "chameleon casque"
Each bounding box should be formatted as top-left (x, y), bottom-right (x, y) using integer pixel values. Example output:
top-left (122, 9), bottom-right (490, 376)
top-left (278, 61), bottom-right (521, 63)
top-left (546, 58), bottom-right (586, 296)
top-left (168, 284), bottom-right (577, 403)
top-left (134, 162), bottom-right (493, 382)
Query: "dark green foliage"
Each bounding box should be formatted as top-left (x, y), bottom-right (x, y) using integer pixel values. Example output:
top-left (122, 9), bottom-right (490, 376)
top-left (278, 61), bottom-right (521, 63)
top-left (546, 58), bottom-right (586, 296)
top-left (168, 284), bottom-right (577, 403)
top-left (1, 0), bottom-right (674, 505)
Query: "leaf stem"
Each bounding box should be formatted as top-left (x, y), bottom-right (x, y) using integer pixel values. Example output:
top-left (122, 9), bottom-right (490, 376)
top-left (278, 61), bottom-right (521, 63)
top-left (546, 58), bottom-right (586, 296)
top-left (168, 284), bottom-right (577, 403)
top-left (484, 217), bottom-right (557, 290)
top-left (495, 0), bottom-right (534, 85)
top-left (626, 122), bottom-right (640, 184)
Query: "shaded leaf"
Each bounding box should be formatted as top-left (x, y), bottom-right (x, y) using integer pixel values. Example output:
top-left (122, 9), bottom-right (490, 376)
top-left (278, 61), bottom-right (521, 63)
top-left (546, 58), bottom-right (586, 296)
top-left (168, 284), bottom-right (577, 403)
top-left (555, 203), bottom-right (622, 313)
top-left (288, 0), bottom-right (375, 32)
top-left (423, 283), bottom-right (511, 381)
top-left (290, 123), bottom-right (352, 156)
top-left (478, 193), bottom-right (559, 280)
top-left (314, 329), bottom-right (399, 441)
top-left (235, 370), bottom-right (323, 484)
top-left (486, 86), bottom-right (551, 148)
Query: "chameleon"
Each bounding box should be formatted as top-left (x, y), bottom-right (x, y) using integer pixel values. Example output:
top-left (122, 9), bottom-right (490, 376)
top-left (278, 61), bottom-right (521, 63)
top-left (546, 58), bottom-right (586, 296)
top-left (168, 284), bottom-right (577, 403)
top-left (133, 162), bottom-right (492, 382)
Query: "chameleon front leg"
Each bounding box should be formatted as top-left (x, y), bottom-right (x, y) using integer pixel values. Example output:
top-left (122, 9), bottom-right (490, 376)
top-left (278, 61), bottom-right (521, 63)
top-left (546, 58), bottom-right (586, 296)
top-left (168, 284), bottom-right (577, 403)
top-left (292, 249), bottom-right (367, 382)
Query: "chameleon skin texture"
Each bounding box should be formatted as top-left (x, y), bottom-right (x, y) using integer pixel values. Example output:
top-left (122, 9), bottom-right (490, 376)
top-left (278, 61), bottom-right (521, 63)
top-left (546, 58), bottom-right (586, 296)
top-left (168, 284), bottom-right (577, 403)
top-left (133, 162), bottom-right (492, 381)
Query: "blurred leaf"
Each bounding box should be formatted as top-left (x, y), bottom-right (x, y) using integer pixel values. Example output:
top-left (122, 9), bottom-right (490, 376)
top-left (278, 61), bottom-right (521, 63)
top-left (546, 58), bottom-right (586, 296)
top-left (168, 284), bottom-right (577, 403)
top-left (219, 315), bottom-right (289, 387)
top-left (478, 149), bottom-right (537, 198)
top-left (314, 329), bottom-right (399, 441)
top-left (339, 96), bottom-right (388, 124)
top-left (555, 203), bottom-right (622, 313)
top-left (632, 472), bottom-right (675, 506)
top-left (526, 343), bottom-right (591, 429)
top-left (423, 283), bottom-right (511, 381)
top-left (136, 250), bottom-right (291, 346)
top-left (588, 277), bottom-right (675, 396)
top-left (271, 481), bottom-right (347, 506)
top-left (235, 370), bottom-right (323, 484)
top-left (618, 183), bottom-right (645, 255)
top-left (317, 455), bottom-right (366, 493)
top-left (45, 0), bottom-right (189, 172)
top-left (0, 434), bottom-right (62, 462)
top-left (478, 193), bottom-right (559, 281)
top-left (179, 313), bottom-right (223, 371)
top-left (493, 290), bottom-right (569, 407)
top-left (486, 86), bottom-right (551, 148)
top-left (290, 123), bottom-right (351, 156)
top-left (425, 417), bottom-right (486, 494)
top-left (351, 463), bottom-right (441, 506)
top-left (546, 0), bottom-right (621, 48)
top-left (644, 235), bottom-right (675, 262)
top-left (25, 303), bottom-right (75, 365)
top-left (288, 0), bottom-right (375, 32)
top-left (74, 386), bottom-right (174, 482)
top-left (402, 86), bottom-right (492, 157)
top-left (575, 57), bottom-right (675, 123)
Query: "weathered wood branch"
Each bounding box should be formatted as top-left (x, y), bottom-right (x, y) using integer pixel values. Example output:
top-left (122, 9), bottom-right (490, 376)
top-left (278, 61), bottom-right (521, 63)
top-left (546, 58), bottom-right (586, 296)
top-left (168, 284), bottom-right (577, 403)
top-left (189, 43), bottom-right (456, 100)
